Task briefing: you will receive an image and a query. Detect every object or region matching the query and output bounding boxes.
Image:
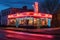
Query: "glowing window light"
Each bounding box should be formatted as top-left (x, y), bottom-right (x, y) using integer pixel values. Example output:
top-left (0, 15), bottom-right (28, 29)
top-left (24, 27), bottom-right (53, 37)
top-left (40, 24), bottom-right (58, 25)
top-left (34, 18), bottom-right (37, 22)
top-left (29, 20), bottom-right (33, 25)
top-left (34, 19), bottom-right (37, 21)
top-left (42, 21), bottom-right (45, 26)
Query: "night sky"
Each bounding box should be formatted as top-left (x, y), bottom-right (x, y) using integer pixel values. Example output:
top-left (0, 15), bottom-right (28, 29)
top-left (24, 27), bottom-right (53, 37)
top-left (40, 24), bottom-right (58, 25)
top-left (0, 0), bottom-right (60, 13)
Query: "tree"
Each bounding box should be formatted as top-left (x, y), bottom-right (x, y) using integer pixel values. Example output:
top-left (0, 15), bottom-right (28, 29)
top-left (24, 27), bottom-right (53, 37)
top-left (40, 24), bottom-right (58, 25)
top-left (51, 5), bottom-right (60, 27)
top-left (22, 6), bottom-right (28, 10)
top-left (40, 0), bottom-right (60, 27)
top-left (41, 0), bottom-right (59, 14)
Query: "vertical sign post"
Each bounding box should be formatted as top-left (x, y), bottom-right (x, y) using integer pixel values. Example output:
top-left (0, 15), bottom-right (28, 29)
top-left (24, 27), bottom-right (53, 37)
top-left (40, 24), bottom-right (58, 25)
top-left (34, 2), bottom-right (38, 14)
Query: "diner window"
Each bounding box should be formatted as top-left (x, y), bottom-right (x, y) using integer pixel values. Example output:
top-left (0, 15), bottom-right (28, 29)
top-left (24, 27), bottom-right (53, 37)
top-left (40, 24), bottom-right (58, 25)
top-left (8, 19), bottom-right (16, 25)
top-left (19, 20), bottom-right (25, 25)
top-left (28, 18), bottom-right (33, 25)
top-left (41, 18), bottom-right (46, 26)
top-left (34, 18), bottom-right (37, 26)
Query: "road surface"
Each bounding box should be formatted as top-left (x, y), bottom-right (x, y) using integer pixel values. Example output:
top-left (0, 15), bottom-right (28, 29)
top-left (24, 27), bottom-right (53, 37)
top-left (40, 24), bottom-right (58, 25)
top-left (0, 29), bottom-right (60, 40)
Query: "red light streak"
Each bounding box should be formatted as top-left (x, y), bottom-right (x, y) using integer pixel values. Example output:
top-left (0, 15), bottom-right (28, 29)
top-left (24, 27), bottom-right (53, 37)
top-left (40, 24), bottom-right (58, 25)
top-left (34, 13), bottom-right (38, 16)
top-left (16, 13), bottom-right (20, 16)
top-left (38, 14), bottom-right (41, 16)
top-left (5, 30), bottom-right (54, 39)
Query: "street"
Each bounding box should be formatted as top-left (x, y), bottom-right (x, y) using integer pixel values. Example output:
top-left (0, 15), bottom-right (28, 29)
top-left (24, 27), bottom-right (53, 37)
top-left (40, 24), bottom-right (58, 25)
top-left (0, 28), bottom-right (60, 40)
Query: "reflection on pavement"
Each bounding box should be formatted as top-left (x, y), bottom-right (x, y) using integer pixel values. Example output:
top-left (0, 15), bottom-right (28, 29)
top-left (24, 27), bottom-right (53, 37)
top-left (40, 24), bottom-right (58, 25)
top-left (5, 30), bottom-right (54, 40)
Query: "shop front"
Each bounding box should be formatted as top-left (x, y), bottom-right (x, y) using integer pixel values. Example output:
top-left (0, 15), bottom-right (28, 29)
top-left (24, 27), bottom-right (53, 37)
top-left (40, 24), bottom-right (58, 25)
top-left (7, 12), bottom-right (52, 28)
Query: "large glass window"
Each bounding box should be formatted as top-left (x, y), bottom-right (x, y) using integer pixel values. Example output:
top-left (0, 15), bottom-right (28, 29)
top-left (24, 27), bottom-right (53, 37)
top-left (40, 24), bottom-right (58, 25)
top-left (28, 18), bottom-right (33, 25)
top-left (39, 19), bottom-right (42, 26)
top-left (18, 17), bottom-right (33, 26)
top-left (34, 18), bottom-right (40, 26)
top-left (8, 18), bottom-right (16, 25)
top-left (19, 18), bottom-right (25, 25)
top-left (41, 18), bottom-right (49, 26)
top-left (41, 18), bottom-right (46, 26)
top-left (48, 19), bottom-right (51, 27)
top-left (34, 18), bottom-right (38, 26)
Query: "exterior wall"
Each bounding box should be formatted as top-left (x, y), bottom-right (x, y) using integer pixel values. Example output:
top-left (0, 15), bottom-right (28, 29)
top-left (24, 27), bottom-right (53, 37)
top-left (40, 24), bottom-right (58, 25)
top-left (56, 14), bottom-right (60, 27)
top-left (0, 15), bottom-right (1, 25)
top-left (1, 15), bottom-right (8, 26)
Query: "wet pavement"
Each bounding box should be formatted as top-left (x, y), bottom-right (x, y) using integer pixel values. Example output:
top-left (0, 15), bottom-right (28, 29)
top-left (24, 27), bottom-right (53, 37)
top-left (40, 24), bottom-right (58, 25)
top-left (0, 28), bottom-right (60, 40)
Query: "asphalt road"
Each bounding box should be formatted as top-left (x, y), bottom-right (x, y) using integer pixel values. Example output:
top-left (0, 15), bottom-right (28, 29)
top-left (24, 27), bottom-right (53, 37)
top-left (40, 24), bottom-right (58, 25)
top-left (0, 29), bottom-right (60, 40)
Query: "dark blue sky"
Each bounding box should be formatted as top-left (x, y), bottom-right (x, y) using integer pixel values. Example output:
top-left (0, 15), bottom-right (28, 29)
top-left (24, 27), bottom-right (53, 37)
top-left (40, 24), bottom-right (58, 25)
top-left (0, 0), bottom-right (44, 11)
top-left (0, 0), bottom-right (60, 12)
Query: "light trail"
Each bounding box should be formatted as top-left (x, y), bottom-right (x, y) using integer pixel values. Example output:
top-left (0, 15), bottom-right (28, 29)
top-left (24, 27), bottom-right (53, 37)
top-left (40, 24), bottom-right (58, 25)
top-left (5, 30), bottom-right (54, 38)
